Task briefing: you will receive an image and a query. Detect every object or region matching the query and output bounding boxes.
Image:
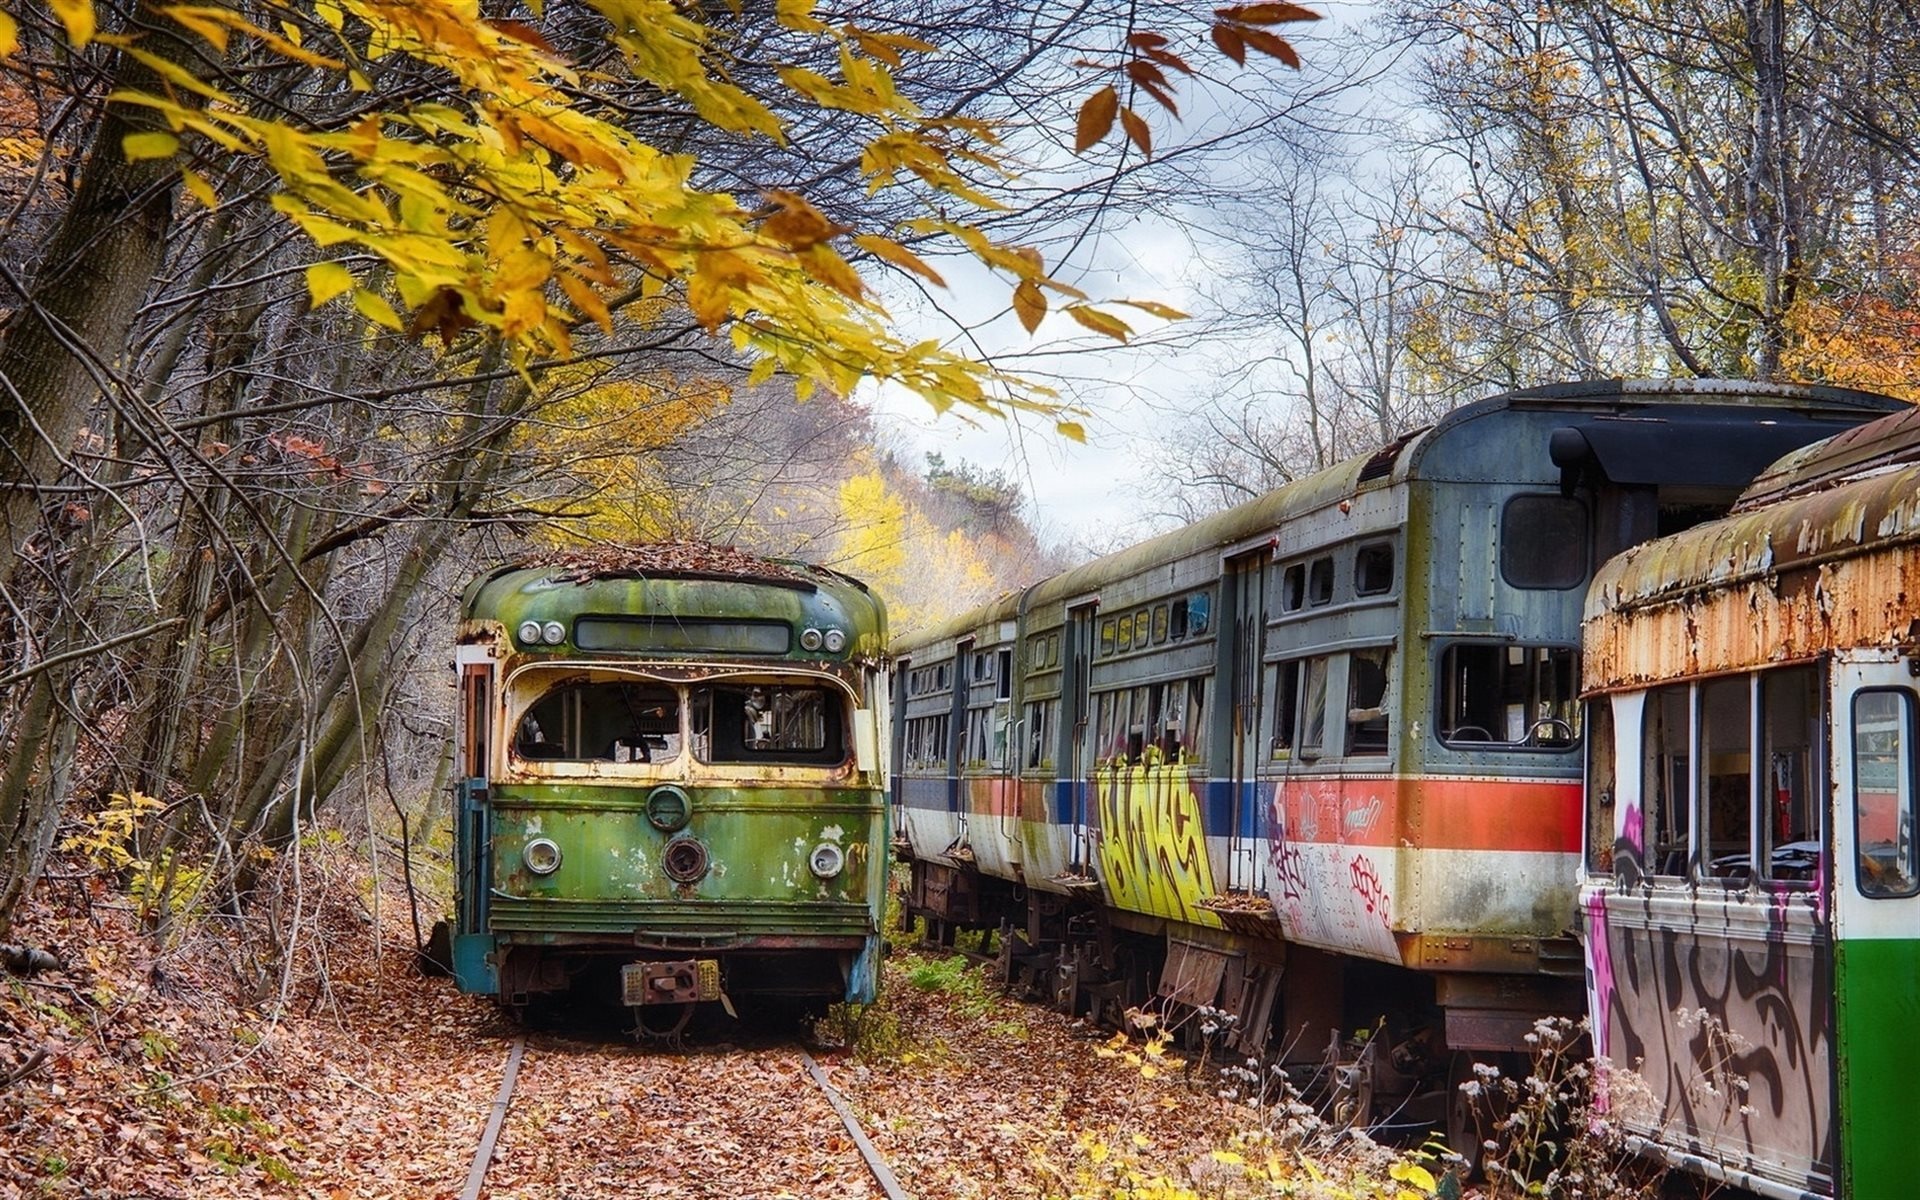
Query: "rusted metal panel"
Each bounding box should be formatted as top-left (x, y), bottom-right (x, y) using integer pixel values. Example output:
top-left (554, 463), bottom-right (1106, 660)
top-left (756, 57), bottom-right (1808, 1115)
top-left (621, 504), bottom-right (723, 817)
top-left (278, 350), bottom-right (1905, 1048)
top-left (1158, 939), bottom-right (1232, 1008)
top-left (1588, 460), bottom-right (1920, 690)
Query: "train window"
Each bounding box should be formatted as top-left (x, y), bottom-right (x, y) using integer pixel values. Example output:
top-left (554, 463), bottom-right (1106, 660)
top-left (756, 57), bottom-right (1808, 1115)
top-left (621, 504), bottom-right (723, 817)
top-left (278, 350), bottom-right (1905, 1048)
top-left (1501, 495), bottom-right (1589, 590)
top-left (1281, 565), bottom-right (1305, 611)
top-left (1152, 605), bottom-right (1169, 644)
top-left (692, 683), bottom-right (845, 765)
top-left (1024, 699), bottom-right (1054, 770)
top-left (515, 680), bottom-right (681, 764)
top-left (1355, 543), bottom-right (1394, 596)
top-left (1852, 690), bottom-right (1919, 899)
top-left (1643, 684), bottom-right (1693, 878)
top-left (1700, 677), bottom-right (1754, 881)
top-left (1184, 677), bottom-right (1208, 763)
top-left (963, 706), bottom-right (992, 765)
top-left (1135, 609), bottom-right (1151, 649)
top-left (1189, 591), bottom-right (1211, 635)
top-left (1763, 666), bottom-right (1820, 881)
top-left (1270, 662), bottom-right (1300, 758)
top-left (1584, 699), bottom-right (1616, 874)
top-left (1307, 557), bottom-right (1334, 606)
top-left (1100, 618), bottom-right (1117, 657)
top-left (1299, 657), bottom-right (1330, 758)
top-left (1170, 598), bottom-right (1190, 640)
top-left (1436, 644), bottom-right (1580, 750)
top-left (1345, 647), bottom-right (1392, 755)
top-left (1098, 687), bottom-right (1121, 764)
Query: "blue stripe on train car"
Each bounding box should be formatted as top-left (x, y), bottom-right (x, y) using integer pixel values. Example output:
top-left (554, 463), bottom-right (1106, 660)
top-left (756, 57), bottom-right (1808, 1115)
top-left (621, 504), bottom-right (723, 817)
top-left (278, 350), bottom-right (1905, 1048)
top-left (898, 774), bottom-right (950, 812)
top-left (1196, 777), bottom-right (1265, 841)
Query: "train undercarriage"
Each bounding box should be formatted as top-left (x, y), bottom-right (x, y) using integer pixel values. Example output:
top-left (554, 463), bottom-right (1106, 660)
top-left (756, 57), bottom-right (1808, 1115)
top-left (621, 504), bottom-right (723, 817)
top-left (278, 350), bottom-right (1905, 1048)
top-left (899, 857), bottom-right (1582, 1160)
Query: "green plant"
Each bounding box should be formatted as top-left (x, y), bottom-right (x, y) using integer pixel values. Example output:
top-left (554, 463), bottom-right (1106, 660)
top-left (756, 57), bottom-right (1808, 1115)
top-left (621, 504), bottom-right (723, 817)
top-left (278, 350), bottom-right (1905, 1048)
top-left (814, 1000), bottom-right (907, 1061)
top-left (904, 952), bottom-right (998, 1018)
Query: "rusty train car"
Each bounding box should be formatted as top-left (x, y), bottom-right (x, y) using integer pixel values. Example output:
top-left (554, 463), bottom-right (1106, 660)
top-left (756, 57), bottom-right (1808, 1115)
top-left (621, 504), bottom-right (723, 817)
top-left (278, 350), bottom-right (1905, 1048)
top-left (890, 380), bottom-right (1901, 1148)
top-left (1581, 404), bottom-right (1920, 1199)
top-left (447, 545), bottom-right (890, 1032)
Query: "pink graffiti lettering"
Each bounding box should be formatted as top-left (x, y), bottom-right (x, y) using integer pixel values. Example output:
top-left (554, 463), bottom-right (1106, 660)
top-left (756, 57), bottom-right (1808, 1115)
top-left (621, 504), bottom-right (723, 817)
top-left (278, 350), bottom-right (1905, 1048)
top-left (1348, 856), bottom-right (1389, 926)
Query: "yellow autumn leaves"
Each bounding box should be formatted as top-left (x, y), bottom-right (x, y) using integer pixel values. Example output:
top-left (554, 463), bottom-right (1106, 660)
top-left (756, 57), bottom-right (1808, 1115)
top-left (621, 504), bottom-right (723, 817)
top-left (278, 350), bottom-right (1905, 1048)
top-left (0, 0), bottom-right (1207, 434)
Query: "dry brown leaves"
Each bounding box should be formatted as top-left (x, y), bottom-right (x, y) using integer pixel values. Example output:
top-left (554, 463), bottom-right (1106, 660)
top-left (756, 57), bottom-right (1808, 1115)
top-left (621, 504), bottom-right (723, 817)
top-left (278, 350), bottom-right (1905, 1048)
top-left (514, 541), bottom-right (811, 586)
top-left (1, 850), bottom-right (1261, 1200)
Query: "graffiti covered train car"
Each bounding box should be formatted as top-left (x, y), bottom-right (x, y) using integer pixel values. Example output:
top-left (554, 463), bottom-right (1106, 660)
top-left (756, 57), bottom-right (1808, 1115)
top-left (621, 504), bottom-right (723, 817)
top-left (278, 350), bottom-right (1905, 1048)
top-left (1581, 404), bottom-right (1920, 1199)
top-left (891, 380), bottom-right (1901, 1148)
top-left (447, 544), bottom-right (890, 1034)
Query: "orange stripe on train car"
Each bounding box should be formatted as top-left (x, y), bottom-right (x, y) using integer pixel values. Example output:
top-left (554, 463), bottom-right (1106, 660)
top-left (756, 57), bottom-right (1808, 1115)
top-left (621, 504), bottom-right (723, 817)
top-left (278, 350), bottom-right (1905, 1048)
top-left (1274, 775), bottom-right (1582, 854)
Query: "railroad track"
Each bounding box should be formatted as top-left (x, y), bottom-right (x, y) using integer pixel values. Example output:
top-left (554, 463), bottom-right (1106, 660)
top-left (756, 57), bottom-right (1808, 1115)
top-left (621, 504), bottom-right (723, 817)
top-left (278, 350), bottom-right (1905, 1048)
top-left (459, 1033), bottom-right (909, 1200)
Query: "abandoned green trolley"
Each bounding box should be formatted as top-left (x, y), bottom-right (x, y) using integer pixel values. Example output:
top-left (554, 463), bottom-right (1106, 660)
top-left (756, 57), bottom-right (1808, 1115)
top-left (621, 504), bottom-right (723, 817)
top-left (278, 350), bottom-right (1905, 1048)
top-left (448, 544), bottom-right (890, 1028)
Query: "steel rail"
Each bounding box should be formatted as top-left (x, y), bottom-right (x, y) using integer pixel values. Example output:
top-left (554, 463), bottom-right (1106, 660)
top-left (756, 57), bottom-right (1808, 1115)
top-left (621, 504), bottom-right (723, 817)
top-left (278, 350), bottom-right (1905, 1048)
top-left (460, 1035), bottom-right (526, 1200)
top-left (801, 1050), bottom-right (911, 1200)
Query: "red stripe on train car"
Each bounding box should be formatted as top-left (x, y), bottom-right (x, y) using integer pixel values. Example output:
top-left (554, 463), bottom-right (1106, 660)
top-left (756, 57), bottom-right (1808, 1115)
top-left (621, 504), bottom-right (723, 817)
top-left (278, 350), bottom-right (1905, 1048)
top-left (1274, 775), bottom-right (1581, 854)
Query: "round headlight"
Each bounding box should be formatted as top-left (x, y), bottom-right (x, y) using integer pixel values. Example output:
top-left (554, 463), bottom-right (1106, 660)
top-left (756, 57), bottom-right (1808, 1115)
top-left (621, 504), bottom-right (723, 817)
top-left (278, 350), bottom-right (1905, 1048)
top-left (517, 620), bottom-right (543, 645)
top-left (809, 841), bottom-right (845, 879)
top-left (523, 837), bottom-right (562, 876)
top-left (822, 629), bottom-right (846, 653)
top-left (645, 784), bottom-right (691, 832)
top-left (541, 620), bottom-right (566, 645)
top-left (662, 837), bottom-right (709, 884)
top-left (799, 627), bottom-right (824, 652)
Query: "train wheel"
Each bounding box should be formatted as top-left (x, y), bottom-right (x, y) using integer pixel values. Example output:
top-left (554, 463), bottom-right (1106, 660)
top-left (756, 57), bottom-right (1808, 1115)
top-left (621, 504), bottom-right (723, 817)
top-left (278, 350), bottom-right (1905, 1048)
top-left (1445, 1051), bottom-right (1506, 1179)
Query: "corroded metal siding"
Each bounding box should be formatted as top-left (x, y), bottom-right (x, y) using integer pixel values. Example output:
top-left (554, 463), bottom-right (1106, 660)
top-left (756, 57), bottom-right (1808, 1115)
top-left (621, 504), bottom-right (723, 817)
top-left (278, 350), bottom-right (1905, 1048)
top-left (487, 782), bottom-right (882, 936)
top-left (1587, 461), bottom-right (1920, 690)
top-left (463, 562), bottom-right (888, 666)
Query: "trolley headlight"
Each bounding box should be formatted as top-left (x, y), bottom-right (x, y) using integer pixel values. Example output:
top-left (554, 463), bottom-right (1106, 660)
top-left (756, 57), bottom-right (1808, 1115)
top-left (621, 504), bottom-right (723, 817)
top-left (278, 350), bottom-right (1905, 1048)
top-left (517, 619), bottom-right (543, 646)
top-left (822, 628), bottom-right (846, 653)
top-left (809, 841), bottom-right (845, 880)
top-left (799, 627), bottom-right (824, 652)
top-left (645, 784), bottom-right (692, 833)
top-left (523, 837), bottom-right (562, 876)
top-left (662, 836), bottom-right (710, 884)
top-left (541, 620), bottom-right (566, 645)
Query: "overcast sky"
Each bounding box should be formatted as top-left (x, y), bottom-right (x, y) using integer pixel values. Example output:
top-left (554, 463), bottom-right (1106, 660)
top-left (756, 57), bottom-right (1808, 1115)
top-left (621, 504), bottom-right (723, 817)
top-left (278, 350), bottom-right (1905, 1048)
top-left (861, 1), bottom-right (1393, 554)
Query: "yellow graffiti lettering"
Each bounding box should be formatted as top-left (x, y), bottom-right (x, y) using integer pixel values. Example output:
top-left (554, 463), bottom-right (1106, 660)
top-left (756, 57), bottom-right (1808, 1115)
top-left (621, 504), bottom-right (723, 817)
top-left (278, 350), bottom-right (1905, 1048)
top-left (1093, 762), bottom-right (1220, 926)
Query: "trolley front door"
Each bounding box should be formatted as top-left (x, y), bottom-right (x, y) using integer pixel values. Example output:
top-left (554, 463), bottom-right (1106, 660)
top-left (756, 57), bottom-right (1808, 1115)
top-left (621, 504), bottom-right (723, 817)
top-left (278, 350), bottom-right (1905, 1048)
top-left (1831, 651), bottom-right (1920, 1200)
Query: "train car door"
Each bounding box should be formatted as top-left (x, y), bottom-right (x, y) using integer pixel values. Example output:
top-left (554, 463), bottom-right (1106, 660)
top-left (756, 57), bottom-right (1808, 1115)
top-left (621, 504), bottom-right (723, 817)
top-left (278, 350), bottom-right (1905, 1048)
top-left (948, 637), bottom-right (972, 849)
top-left (451, 648), bottom-right (497, 992)
top-left (1831, 651), bottom-right (1920, 1200)
top-left (1226, 551), bottom-right (1268, 892)
top-left (1063, 603), bottom-right (1097, 873)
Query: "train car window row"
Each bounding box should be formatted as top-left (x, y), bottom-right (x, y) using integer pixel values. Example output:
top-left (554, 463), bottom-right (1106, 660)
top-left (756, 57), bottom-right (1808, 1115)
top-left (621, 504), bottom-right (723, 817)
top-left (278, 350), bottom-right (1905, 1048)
top-left (902, 713), bottom-right (951, 770)
top-left (1270, 649), bottom-right (1392, 761)
top-left (905, 663), bottom-right (955, 697)
top-left (1092, 677), bottom-right (1208, 767)
top-left (1436, 643), bottom-right (1579, 749)
top-left (1026, 632), bottom-right (1061, 670)
top-left (1852, 689), bottom-right (1920, 898)
top-left (1277, 543), bottom-right (1396, 614)
top-left (1096, 591), bottom-right (1210, 658)
top-left (1634, 664), bottom-right (1821, 882)
top-left (510, 680), bottom-right (845, 766)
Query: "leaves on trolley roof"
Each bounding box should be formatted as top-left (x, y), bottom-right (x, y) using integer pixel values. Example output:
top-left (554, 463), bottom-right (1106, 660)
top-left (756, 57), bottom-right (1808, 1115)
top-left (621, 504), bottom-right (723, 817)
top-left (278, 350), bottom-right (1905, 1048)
top-left (513, 539), bottom-right (816, 586)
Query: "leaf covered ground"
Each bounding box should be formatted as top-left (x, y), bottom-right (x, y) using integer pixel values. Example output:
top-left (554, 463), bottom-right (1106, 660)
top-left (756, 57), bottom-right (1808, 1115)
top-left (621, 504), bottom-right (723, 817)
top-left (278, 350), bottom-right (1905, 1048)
top-left (0, 845), bottom-right (1664, 1199)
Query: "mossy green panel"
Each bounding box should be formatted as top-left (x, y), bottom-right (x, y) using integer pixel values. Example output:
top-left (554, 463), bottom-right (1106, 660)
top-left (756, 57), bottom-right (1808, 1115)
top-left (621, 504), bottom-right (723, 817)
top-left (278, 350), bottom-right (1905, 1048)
top-left (488, 783), bottom-right (884, 913)
top-left (1836, 936), bottom-right (1920, 1200)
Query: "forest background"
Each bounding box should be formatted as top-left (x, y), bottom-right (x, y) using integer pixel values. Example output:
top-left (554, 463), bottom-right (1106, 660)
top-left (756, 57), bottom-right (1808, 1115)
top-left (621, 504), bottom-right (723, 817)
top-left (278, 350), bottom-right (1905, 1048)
top-left (0, 0), bottom-right (1917, 972)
